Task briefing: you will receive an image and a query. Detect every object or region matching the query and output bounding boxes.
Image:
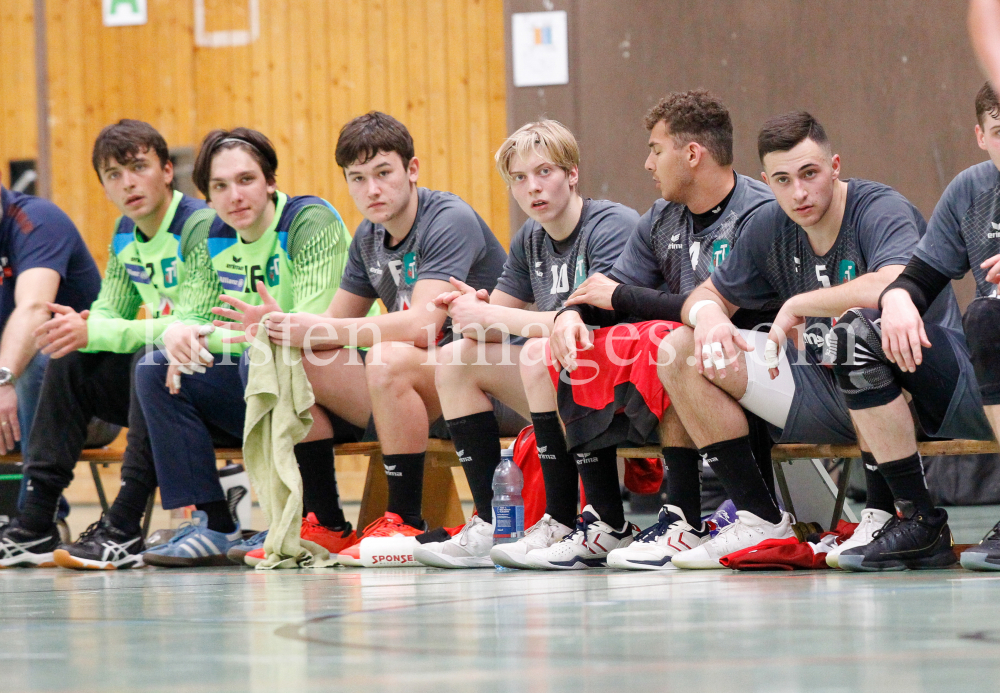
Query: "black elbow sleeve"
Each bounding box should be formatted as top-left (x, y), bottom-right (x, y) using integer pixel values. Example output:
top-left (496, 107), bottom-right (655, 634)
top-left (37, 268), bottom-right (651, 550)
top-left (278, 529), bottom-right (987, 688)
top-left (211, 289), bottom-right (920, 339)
top-left (879, 256), bottom-right (952, 316)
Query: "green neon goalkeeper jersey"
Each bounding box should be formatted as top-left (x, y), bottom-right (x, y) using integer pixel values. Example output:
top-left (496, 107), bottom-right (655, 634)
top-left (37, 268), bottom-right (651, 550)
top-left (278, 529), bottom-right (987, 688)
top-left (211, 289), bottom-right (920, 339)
top-left (83, 191), bottom-right (212, 353)
top-left (174, 192), bottom-right (353, 354)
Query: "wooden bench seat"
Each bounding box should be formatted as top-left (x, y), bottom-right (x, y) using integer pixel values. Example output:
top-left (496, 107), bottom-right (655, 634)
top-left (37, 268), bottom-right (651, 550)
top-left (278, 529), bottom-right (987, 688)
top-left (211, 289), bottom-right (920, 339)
top-left (8, 438), bottom-right (995, 536)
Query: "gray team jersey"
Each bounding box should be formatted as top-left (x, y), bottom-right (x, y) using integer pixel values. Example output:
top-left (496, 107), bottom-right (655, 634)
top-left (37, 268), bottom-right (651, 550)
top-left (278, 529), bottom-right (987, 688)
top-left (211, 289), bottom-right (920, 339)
top-left (495, 199), bottom-right (637, 311)
top-left (340, 187), bottom-right (508, 317)
top-left (609, 173), bottom-right (773, 293)
top-left (915, 160), bottom-right (1000, 298)
top-left (714, 178), bottom-right (963, 362)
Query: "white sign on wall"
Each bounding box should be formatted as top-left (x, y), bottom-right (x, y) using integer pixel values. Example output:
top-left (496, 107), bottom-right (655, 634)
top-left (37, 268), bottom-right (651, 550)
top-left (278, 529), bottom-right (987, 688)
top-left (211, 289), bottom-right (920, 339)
top-left (511, 11), bottom-right (569, 87)
top-left (103, 0), bottom-right (147, 27)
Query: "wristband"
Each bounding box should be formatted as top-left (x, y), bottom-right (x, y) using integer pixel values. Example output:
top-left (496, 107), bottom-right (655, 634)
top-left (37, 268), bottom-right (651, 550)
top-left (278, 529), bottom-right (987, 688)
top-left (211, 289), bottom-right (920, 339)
top-left (687, 300), bottom-right (718, 327)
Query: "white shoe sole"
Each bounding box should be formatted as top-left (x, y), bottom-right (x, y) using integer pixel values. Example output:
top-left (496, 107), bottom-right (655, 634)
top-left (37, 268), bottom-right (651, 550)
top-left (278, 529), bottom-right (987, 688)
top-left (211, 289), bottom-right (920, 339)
top-left (0, 552), bottom-right (56, 568)
top-left (670, 549), bottom-right (725, 570)
top-left (825, 550), bottom-right (842, 569)
top-left (413, 546), bottom-right (493, 569)
top-left (489, 545), bottom-right (536, 570)
top-left (53, 549), bottom-right (144, 570)
top-left (606, 550), bottom-right (678, 571)
top-left (525, 552), bottom-right (605, 570)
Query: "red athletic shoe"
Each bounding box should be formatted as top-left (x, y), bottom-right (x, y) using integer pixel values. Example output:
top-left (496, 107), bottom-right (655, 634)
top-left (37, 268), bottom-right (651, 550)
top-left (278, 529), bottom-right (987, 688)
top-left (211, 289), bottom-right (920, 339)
top-left (338, 512), bottom-right (424, 567)
top-left (244, 514), bottom-right (357, 566)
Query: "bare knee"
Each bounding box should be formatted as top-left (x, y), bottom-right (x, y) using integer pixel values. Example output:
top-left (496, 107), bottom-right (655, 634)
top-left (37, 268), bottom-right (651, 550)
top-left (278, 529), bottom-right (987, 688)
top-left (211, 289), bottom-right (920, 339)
top-left (434, 338), bottom-right (478, 393)
top-left (366, 341), bottom-right (425, 393)
top-left (658, 326), bottom-right (695, 386)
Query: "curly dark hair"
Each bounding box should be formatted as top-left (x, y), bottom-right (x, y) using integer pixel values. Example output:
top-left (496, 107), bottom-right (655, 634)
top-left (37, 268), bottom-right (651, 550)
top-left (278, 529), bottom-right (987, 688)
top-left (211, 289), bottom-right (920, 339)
top-left (644, 90), bottom-right (733, 166)
top-left (976, 82), bottom-right (1000, 127)
top-left (756, 111), bottom-right (830, 162)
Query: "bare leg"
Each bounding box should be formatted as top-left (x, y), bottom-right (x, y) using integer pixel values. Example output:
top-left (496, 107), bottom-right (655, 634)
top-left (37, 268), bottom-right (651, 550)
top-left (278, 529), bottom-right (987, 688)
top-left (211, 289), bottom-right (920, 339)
top-left (657, 327), bottom-right (749, 446)
top-left (983, 404), bottom-right (1000, 442)
top-left (659, 405), bottom-right (695, 448)
top-left (435, 339), bottom-right (529, 420)
top-left (847, 395), bottom-right (918, 462)
top-left (302, 348), bottom-right (372, 428)
top-left (366, 341), bottom-right (442, 455)
top-left (519, 338), bottom-right (559, 414)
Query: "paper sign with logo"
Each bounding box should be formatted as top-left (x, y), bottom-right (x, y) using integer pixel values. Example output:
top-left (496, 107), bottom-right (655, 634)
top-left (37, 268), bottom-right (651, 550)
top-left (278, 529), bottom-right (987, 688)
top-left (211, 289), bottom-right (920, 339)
top-left (512, 11), bottom-right (569, 87)
top-left (103, 0), bottom-right (147, 27)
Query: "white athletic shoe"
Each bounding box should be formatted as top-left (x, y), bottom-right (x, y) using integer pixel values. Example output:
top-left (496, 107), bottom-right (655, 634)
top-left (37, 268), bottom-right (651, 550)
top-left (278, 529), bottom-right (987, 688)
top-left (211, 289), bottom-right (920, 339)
top-left (607, 505), bottom-right (710, 571)
top-left (526, 505), bottom-right (637, 570)
top-left (671, 510), bottom-right (795, 569)
top-left (489, 513), bottom-right (573, 569)
top-left (413, 515), bottom-right (495, 569)
top-left (825, 508), bottom-right (892, 569)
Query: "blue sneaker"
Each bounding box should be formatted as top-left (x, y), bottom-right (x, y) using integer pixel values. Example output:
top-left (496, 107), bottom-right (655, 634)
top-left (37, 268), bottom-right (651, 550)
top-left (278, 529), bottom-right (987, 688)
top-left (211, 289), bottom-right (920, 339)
top-left (143, 511), bottom-right (242, 567)
top-left (227, 529), bottom-right (267, 566)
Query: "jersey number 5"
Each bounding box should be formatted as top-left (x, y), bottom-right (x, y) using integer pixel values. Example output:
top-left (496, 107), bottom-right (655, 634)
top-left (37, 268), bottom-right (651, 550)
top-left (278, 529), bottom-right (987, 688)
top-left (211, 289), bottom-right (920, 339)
top-left (814, 264), bottom-right (830, 288)
top-left (549, 264), bottom-right (569, 294)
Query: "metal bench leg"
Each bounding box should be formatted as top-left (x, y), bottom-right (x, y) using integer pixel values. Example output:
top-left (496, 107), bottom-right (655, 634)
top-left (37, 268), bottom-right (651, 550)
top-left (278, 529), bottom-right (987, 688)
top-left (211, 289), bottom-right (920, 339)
top-left (772, 459), bottom-right (796, 519)
top-left (142, 492), bottom-right (155, 538)
top-left (90, 462), bottom-right (110, 514)
top-left (829, 457), bottom-right (853, 531)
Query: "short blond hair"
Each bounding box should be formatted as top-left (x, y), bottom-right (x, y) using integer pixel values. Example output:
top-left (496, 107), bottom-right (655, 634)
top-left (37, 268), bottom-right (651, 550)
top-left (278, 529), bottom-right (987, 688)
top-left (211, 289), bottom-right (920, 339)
top-left (494, 119), bottom-right (580, 186)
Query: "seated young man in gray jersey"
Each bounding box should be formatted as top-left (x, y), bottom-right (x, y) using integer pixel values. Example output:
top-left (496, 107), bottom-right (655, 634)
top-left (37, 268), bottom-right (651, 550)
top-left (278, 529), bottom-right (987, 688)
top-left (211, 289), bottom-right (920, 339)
top-left (657, 111), bottom-right (966, 570)
top-left (410, 120), bottom-right (636, 569)
top-left (832, 83), bottom-right (1000, 572)
top-left (235, 112), bottom-right (509, 567)
top-left (516, 91), bottom-right (774, 571)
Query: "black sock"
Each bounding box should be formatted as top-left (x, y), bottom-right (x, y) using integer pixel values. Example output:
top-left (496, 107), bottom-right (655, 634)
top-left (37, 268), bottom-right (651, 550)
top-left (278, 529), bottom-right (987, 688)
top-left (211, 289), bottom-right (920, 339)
top-left (446, 412), bottom-right (501, 524)
top-left (860, 451), bottom-right (896, 514)
top-left (383, 452), bottom-right (425, 529)
top-left (530, 411), bottom-right (578, 527)
top-left (878, 452), bottom-right (934, 513)
top-left (106, 476), bottom-right (155, 536)
top-left (662, 447), bottom-right (702, 526)
top-left (19, 478), bottom-right (61, 534)
top-left (576, 445), bottom-right (625, 528)
top-left (295, 439), bottom-right (347, 530)
top-left (196, 499), bottom-right (236, 534)
top-left (747, 411), bottom-right (776, 500)
top-left (700, 436), bottom-right (782, 524)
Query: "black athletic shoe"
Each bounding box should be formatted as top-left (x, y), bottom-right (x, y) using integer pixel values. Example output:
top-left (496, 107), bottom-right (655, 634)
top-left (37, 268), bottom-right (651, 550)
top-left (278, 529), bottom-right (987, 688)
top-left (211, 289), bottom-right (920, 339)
top-left (838, 500), bottom-right (957, 572)
top-left (53, 517), bottom-right (145, 570)
top-left (0, 520), bottom-right (59, 568)
top-left (960, 519), bottom-right (1000, 571)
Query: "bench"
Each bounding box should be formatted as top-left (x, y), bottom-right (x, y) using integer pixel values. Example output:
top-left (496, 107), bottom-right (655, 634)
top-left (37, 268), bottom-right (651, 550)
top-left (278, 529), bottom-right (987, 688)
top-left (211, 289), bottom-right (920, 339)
top-left (12, 438), bottom-right (997, 536)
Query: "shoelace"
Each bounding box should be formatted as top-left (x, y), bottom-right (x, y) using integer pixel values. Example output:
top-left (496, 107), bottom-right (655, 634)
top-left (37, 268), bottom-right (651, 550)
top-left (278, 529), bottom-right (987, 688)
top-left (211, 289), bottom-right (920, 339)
top-left (360, 515), bottom-right (410, 538)
top-left (165, 522), bottom-right (200, 545)
top-left (981, 520), bottom-right (1000, 543)
top-left (563, 514), bottom-right (594, 547)
top-left (454, 517), bottom-right (483, 547)
top-left (871, 515), bottom-right (903, 542)
top-left (635, 514), bottom-right (678, 543)
top-left (75, 519), bottom-right (107, 544)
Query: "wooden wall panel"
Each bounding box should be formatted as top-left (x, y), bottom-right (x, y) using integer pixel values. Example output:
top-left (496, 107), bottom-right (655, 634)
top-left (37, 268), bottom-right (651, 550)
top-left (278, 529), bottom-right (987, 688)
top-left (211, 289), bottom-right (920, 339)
top-left (36, 0), bottom-right (509, 268)
top-left (0, 0), bottom-right (37, 189)
top-left (44, 0), bottom-right (196, 269)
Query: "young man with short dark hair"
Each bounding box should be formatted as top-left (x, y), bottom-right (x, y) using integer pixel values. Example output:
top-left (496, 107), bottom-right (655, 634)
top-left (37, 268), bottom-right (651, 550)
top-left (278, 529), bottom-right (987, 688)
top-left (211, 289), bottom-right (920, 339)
top-left (246, 112), bottom-right (509, 567)
top-left (835, 83), bottom-right (1000, 571)
top-left (409, 119), bottom-right (636, 569)
top-left (511, 91), bottom-right (774, 571)
top-left (658, 111), bottom-right (966, 570)
top-left (0, 119), bottom-right (204, 569)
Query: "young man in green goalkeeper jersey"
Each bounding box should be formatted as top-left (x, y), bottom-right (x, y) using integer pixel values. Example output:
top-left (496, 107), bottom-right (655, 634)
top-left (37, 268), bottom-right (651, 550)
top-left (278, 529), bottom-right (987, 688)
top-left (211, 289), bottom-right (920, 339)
top-left (136, 127), bottom-right (362, 568)
top-left (0, 120), bottom-right (213, 570)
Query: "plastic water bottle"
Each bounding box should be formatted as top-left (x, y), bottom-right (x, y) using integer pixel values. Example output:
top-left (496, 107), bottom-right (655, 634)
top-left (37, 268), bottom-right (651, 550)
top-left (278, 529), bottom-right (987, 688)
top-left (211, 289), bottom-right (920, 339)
top-left (492, 448), bottom-right (524, 572)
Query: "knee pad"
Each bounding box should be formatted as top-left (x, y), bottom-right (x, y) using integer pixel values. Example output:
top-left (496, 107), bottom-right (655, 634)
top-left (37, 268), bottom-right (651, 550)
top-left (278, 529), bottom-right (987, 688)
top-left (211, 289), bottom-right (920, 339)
top-left (826, 308), bottom-right (901, 410)
top-left (964, 297), bottom-right (1000, 405)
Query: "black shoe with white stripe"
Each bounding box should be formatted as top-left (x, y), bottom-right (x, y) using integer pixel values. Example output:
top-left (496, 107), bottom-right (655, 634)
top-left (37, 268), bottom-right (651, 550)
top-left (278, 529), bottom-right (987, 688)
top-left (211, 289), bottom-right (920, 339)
top-left (53, 517), bottom-right (145, 570)
top-left (0, 520), bottom-right (59, 568)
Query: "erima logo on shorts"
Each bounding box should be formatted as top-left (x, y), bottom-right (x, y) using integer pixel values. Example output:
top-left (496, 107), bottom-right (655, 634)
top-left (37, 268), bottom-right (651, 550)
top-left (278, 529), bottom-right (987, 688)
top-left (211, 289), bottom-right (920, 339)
top-left (383, 463), bottom-right (402, 477)
top-left (803, 331), bottom-right (826, 346)
top-left (371, 554), bottom-right (414, 564)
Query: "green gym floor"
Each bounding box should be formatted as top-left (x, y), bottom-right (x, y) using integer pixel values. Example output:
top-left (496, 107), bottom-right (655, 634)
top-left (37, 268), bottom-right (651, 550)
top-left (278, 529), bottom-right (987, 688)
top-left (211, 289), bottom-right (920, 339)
top-left (3, 504), bottom-right (1000, 693)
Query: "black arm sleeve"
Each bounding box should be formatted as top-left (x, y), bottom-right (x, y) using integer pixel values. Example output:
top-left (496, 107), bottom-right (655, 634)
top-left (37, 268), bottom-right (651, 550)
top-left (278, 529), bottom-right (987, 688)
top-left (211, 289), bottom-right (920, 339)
top-left (611, 284), bottom-right (688, 322)
top-left (554, 285), bottom-right (689, 328)
top-left (878, 255), bottom-right (952, 316)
